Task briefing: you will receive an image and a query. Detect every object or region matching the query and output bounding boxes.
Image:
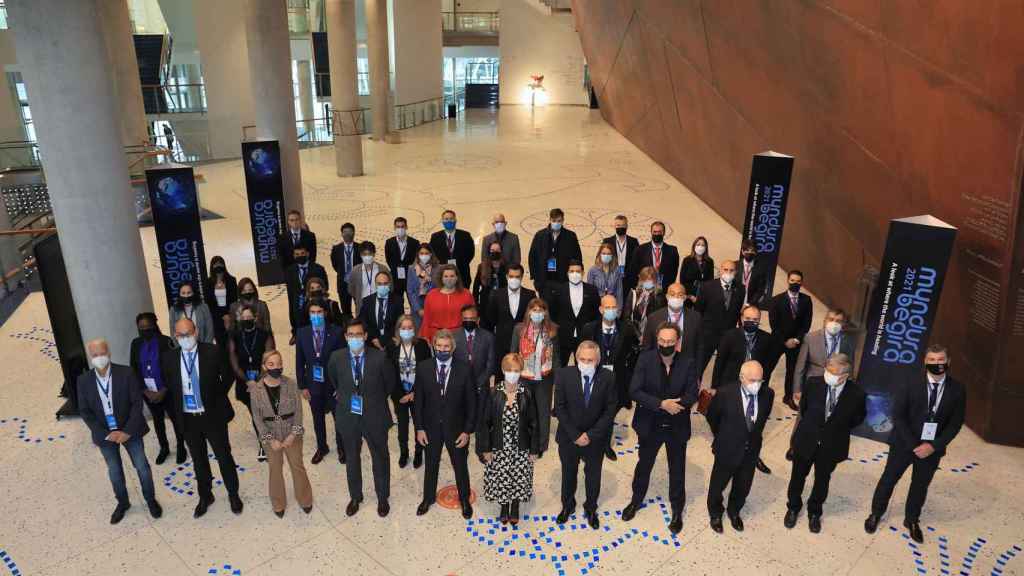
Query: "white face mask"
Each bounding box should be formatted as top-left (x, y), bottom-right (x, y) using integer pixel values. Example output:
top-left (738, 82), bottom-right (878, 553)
top-left (419, 254), bottom-right (431, 265)
top-left (568, 272), bottom-right (582, 285)
top-left (742, 379), bottom-right (762, 395)
top-left (442, 277), bottom-right (457, 289)
top-left (667, 297), bottom-right (685, 310)
top-left (91, 355), bottom-right (110, 370)
top-left (494, 222), bottom-right (506, 234)
top-left (641, 280), bottom-right (655, 291)
top-left (600, 253), bottom-right (614, 265)
top-left (361, 254), bottom-right (374, 265)
top-left (694, 244), bottom-right (706, 256)
top-left (721, 272), bottom-right (735, 284)
top-left (823, 371), bottom-right (844, 387)
top-left (177, 335), bottom-right (198, 351)
top-left (825, 321), bottom-right (842, 336)
top-left (395, 227), bottom-right (407, 238)
top-left (530, 311), bottom-right (545, 324)
top-left (578, 362), bottom-right (597, 379)
top-left (503, 371), bottom-right (521, 384)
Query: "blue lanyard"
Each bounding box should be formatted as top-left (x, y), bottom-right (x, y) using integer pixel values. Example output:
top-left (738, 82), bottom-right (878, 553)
top-left (184, 351), bottom-right (198, 384)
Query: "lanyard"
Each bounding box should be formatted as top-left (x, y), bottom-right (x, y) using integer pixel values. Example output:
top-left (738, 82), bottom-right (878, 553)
top-left (313, 328), bottom-right (325, 358)
top-left (96, 371), bottom-right (114, 411)
top-left (183, 351), bottom-right (198, 392)
top-left (398, 239), bottom-right (407, 260)
top-left (351, 353), bottom-right (364, 390)
top-left (241, 330), bottom-right (258, 364)
top-left (365, 264), bottom-right (374, 288)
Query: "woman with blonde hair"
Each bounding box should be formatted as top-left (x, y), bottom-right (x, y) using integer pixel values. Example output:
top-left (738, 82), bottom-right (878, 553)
top-left (510, 298), bottom-right (560, 456)
top-left (587, 241), bottom-right (623, 304)
top-left (623, 265), bottom-right (666, 337)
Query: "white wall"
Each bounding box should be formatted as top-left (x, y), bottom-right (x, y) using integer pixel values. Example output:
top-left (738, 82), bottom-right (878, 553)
top-left (391, 0), bottom-right (442, 105)
top-left (498, 0), bottom-right (586, 106)
top-left (443, 45), bottom-right (499, 59)
top-left (194, 0), bottom-right (254, 158)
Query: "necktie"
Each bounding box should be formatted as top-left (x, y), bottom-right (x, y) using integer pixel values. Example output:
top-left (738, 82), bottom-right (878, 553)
top-left (790, 294), bottom-right (799, 317)
top-left (744, 334), bottom-right (755, 360)
top-left (653, 245), bottom-right (662, 268)
top-left (345, 245), bottom-right (352, 275)
top-left (744, 391), bottom-right (756, 429)
top-left (438, 363), bottom-right (448, 396)
top-left (827, 385), bottom-right (837, 419)
top-left (378, 297), bottom-right (387, 329)
top-left (447, 233), bottom-right (454, 255)
top-left (927, 382), bottom-right (939, 419)
top-left (293, 231), bottom-right (299, 245)
top-left (467, 331), bottom-right (475, 365)
top-left (723, 283), bottom-right (732, 309)
top-left (826, 334), bottom-right (837, 357)
top-left (583, 375), bottom-right (592, 407)
top-left (352, 354), bottom-right (363, 384)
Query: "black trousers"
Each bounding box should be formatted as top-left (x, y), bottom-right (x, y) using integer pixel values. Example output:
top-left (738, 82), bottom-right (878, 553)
top-left (558, 441), bottom-right (605, 513)
top-left (422, 433), bottom-right (471, 504)
top-left (309, 382), bottom-right (343, 453)
top-left (787, 450), bottom-right (838, 516)
top-left (145, 396), bottom-right (184, 452)
top-left (391, 394), bottom-right (421, 457)
top-left (181, 413), bottom-right (240, 500)
top-left (338, 279), bottom-right (353, 316)
top-left (781, 346), bottom-right (800, 399)
top-left (630, 427), bottom-right (687, 513)
top-left (870, 448), bottom-right (940, 522)
top-left (524, 376), bottom-right (553, 455)
top-left (699, 336), bottom-right (720, 381)
top-left (707, 448), bottom-right (758, 518)
top-left (340, 423), bottom-right (390, 501)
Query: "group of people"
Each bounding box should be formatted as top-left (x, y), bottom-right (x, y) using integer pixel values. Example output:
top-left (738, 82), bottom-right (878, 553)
top-left (78, 208), bottom-right (965, 545)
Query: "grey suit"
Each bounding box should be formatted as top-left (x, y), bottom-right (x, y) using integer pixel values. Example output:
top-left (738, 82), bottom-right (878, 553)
top-left (793, 329), bottom-right (857, 394)
top-left (327, 346), bottom-right (395, 501)
top-left (641, 306), bottom-right (703, 362)
top-left (168, 303), bottom-right (216, 344)
top-left (453, 327), bottom-right (496, 395)
top-left (480, 231), bottom-right (522, 266)
top-left (347, 262), bottom-right (391, 308)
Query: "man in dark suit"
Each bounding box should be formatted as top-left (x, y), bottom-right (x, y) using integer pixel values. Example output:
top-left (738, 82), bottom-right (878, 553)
top-left (604, 214), bottom-right (640, 293)
top-left (629, 221), bottom-right (679, 292)
top-left (705, 360), bottom-right (774, 533)
top-left (580, 294), bottom-right (640, 461)
top-left (487, 264), bottom-right (535, 373)
top-left (739, 239), bottom-right (772, 307)
top-left (414, 329), bottom-right (478, 519)
top-left (453, 304), bottom-right (496, 396)
top-left (785, 354), bottom-right (866, 533)
top-left (641, 282), bottom-right (702, 362)
top-left (328, 318), bottom-right (396, 517)
top-left (528, 207), bottom-right (583, 298)
top-left (297, 300), bottom-right (346, 465)
top-left (163, 318), bottom-right (243, 518)
top-left (358, 270), bottom-right (403, 352)
top-left (286, 245), bottom-right (328, 342)
top-left (79, 338), bottom-right (161, 524)
top-left (550, 260), bottom-right (600, 366)
top-left (384, 216), bottom-right (420, 308)
top-left (429, 209), bottom-right (475, 286)
top-left (277, 209), bottom-right (317, 270)
top-left (554, 341), bottom-right (618, 529)
top-left (621, 323), bottom-right (700, 533)
top-left (329, 222), bottom-right (358, 316)
top-left (696, 259), bottom-right (745, 376)
top-left (768, 270), bottom-right (813, 409)
top-left (480, 212), bottom-right (522, 266)
top-left (865, 345), bottom-right (966, 543)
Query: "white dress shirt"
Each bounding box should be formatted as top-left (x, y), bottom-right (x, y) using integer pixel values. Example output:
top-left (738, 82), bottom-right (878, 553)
top-left (569, 282), bottom-right (584, 316)
top-left (825, 381), bottom-right (846, 419)
top-left (180, 349), bottom-right (203, 414)
top-left (926, 373), bottom-right (946, 414)
top-left (436, 357), bottom-right (453, 393)
top-left (616, 237), bottom-right (627, 266)
top-left (741, 387), bottom-right (759, 422)
top-left (508, 287), bottom-right (521, 318)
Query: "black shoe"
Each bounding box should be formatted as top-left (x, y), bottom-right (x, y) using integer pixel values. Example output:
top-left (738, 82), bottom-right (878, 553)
top-left (311, 448), bottom-right (328, 465)
top-left (346, 499), bottom-right (362, 517)
top-left (785, 448), bottom-right (794, 461)
top-left (398, 451), bottom-right (409, 468)
top-left (864, 513), bottom-right (880, 534)
top-left (229, 494), bottom-right (244, 515)
top-left (500, 503), bottom-right (510, 524)
top-left (903, 519), bottom-right (923, 543)
top-left (784, 509), bottom-right (799, 529)
top-left (338, 449), bottom-right (346, 464)
top-left (155, 446), bottom-right (170, 465)
top-left (413, 449), bottom-right (423, 469)
top-left (729, 514), bottom-right (744, 532)
top-left (416, 500), bottom-right (432, 516)
top-left (605, 446), bottom-right (617, 461)
top-left (556, 508), bottom-right (572, 524)
top-left (809, 514), bottom-right (822, 534)
top-left (509, 501), bottom-right (520, 525)
top-left (110, 502), bottom-right (130, 525)
top-left (378, 499), bottom-right (390, 518)
top-left (756, 458), bottom-right (772, 474)
top-left (784, 396), bottom-right (798, 411)
top-left (176, 447), bottom-right (188, 465)
top-left (710, 515), bottom-right (724, 533)
top-left (302, 505), bottom-right (313, 514)
top-left (257, 444), bottom-right (268, 463)
top-left (147, 500), bottom-right (163, 519)
top-left (621, 502), bottom-right (639, 522)
top-left (193, 495), bottom-right (214, 518)
top-left (274, 509), bottom-right (285, 518)
top-left (669, 510), bottom-right (683, 534)
top-left (585, 510), bottom-right (600, 529)
top-left (461, 501), bottom-right (473, 520)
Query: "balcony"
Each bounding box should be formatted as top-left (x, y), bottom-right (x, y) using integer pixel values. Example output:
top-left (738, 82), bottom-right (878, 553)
top-left (442, 11), bottom-right (499, 46)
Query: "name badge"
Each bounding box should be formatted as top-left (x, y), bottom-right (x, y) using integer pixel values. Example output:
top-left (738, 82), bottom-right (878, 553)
top-left (617, 265), bottom-right (625, 275)
top-left (656, 273), bottom-right (664, 286)
top-left (447, 258), bottom-right (457, 266)
top-left (246, 369), bottom-right (259, 381)
top-left (184, 394), bottom-right (199, 411)
top-left (105, 414), bottom-right (118, 430)
top-left (602, 364), bottom-right (614, 372)
top-left (547, 258), bottom-right (557, 272)
top-left (921, 422), bottom-right (938, 441)
top-left (312, 364), bottom-right (324, 383)
top-left (143, 377), bottom-right (158, 392)
top-left (350, 394), bottom-right (364, 415)
top-left (397, 267), bottom-right (406, 280)
top-left (403, 379), bottom-right (414, 393)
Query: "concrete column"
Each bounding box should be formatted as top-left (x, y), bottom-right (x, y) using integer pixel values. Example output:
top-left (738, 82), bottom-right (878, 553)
top-left (9, 0), bottom-right (154, 363)
top-left (98, 0), bottom-right (150, 148)
top-left (245, 0), bottom-right (304, 213)
top-left (326, 0), bottom-right (363, 176)
top-left (195, 0), bottom-right (255, 159)
top-left (366, 0), bottom-right (392, 142)
top-left (296, 59), bottom-right (315, 132)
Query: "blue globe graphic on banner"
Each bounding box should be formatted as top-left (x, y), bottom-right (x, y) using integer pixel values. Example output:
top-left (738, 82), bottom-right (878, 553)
top-left (154, 176), bottom-right (194, 215)
top-left (247, 147), bottom-right (279, 178)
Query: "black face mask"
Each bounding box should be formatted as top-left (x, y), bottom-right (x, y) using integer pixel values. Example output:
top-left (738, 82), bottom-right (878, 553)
top-left (742, 253), bottom-right (756, 262)
top-left (342, 233), bottom-right (354, 243)
top-left (658, 345), bottom-right (676, 358)
top-left (651, 234), bottom-right (664, 244)
top-left (925, 363), bottom-right (947, 376)
top-left (241, 319), bottom-right (256, 331)
top-left (615, 227), bottom-right (627, 237)
top-left (241, 292), bottom-right (256, 301)
top-left (489, 252), bottom-right (502, 261)
top-left (267, 368), bottom-right (283, 379)
top-left (462, 320), bottom-right (478, 332)
top-left (743, 320), bottom-right (759, 334)
top-left (177, 295), bottom-right (196, 308)
top-left (310, 290), bottom-right (324, 299)
top-left (138, 327), bottom-right (157, 340)
top-left (295, 255), bottom-right (309, 265)
top-left (789, 283), bottom-right (802, 293)
top-left (211, 265), bottom-right (226, 276)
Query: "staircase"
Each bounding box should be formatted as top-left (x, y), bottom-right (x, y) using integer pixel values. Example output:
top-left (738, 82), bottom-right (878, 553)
top-left (133, 34), bottom-right (171, 114)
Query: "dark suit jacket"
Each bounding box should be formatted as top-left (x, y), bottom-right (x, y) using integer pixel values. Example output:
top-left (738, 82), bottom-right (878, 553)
top-left (550, 281), bottom-right (600, 350)
top-left (696, 279), bottom-right (745, 348)
top-left (77, 364), bottom-right (149, 446)
top-left (888, 375), bottom-right (966, 458)
top-left (641, 306), bottom-right (703, 362)
top-left (413, 359), bottom-right (478, 442)
top-left (629, 349), bottom-right (699, 443)
top-left (630, 242), bottom-right (680, 291)
top-left (712, 328), bottom-right (779, 389)
top-left (603, 234), bottom-right (640, 290)
top-left (329, 241), bottom-right (359, 290)
top-left (387, 338), bottom-right (433, 400)
top-left (554, 365), bottom-right (617, 445)
top-left (384, 236), bottom-right (421, 288)
top-left (768, 290), bottom-right (813, 342)
top-left (453, 327), bottom-right (496, 394)
top-left (326, 347), bottom-right (395, 440)
top-left (277, 228), bottom-right (317, 269)
top-left (129, 334), bottom-right (176, 392)
top-left (679, 255), bottom-right (715, 298)
top-left (285, 262), bottom-right (329, 331)
top-left (528, 227), bottom-right (582, 291)
top-left (580, 318), bottom-right (640, 409)
top-left (792, 376), bottom-right (867, 464)
top-left (739, 256), bottom-right (772, 306)
top-left (358, 293), bottom-right (404, 345)
top-left (706, 382), bottom-right (774, 470)
top-left (487, 286), bottom-right (537, 361)
top-left (624, 288), bottom-right (667, 326)
top-left (295, 324), bottom-right (345, 390)
top-left (429, 229), bottom-right (475, 285)
top-left (476, 384), bottom-right (539, 455)
top-left (161, 343), bottom-right (236, 424)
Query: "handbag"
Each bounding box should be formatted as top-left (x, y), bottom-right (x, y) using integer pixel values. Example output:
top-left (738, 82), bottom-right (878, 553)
top-left (696, 388), bottom-right (714, 415)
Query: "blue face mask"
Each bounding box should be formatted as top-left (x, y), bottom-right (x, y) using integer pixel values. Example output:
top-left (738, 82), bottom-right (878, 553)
top-left (602, 308), bottom-right (619, 321)
top-left (347, 337), bottom-right (365, 351)
top-left (435, 350), bottom-right (452, 362)
top-left (376, 285), bottom-right (391, 298)
top-left (530, 311), bottom-right (545, 324)
top-left (550, 221), bottom-right (563, 232)
top-left (442, 220), bottom-right (456, 231)
top-left (399, 328), bottom-right (415, 341)
top-left (310, 314), bottom-right (325, 329)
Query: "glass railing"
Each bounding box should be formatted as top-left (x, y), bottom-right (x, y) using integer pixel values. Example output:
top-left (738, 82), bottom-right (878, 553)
top-left (441, 11), bottom-right (499, 34)
top-left (288, 0), bottom-right (311, 35)
top-left (141, 83), bottom-right (207, 114)
top-left (0, 141), bottom-right (41, 171)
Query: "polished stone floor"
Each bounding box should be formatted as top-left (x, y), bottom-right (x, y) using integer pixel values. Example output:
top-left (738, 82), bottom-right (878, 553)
top-left (1, 107), bottom-right (1021, 575)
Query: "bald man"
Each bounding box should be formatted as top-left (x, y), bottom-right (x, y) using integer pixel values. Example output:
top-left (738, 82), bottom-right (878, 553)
top-left (705, 360), bottom-right (774, 533)
top-left (642, 282), bottom-right (703, 362)
top-left (163, 318), bottom-right (243, 518)
top-left (77, 338), bottom-right (161, 524)
top-left (481, 212), bottom-right (522, 266)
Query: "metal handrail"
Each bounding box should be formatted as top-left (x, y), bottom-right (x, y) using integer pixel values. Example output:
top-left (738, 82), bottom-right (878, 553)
top-left (441, 11), bottom-right (499, 34)
top-left (332, 107), bottom-right (369, 137)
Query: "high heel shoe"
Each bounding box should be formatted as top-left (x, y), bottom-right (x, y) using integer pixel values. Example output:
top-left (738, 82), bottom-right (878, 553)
top-left (499, 503), bottom-right (510, 525)
top-left (510, 501), bottom-right (520, 525)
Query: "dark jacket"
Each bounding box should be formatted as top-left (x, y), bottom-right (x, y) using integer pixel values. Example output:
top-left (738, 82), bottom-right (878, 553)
top-left (528, 227), bottom-right (582, 292)
top-left (630, 242), bottom-right (680, 292)
top-left (602, 234), bottom-right (640, 291)
top-left (476, 383), bottom-right (540, 455)
top-left (429, 228), bottom-right (475, 286)
top-left (705, 382), bottom-right (774, 470)
top-left (580, 318), bottom-right (641, 409)
top-left (295, 323), bottom-right (345, 390)
top-left (326, 347), bottom-right (395, 440)
top-left (629, 349), bottom-right (699, 443)
top-left (739, 256), bottom-right (772, 307)
top-left (712, 327), bottom-right (779, 389)
top-left (285, 261), bottom-right (329, 332)
top-left (413, 358), bottom-right (478, 442)
top-left (550, 281), bottom-right (600, 350)
top-left (553, 365), bottom-right (618, 445)
top-left (888, 375), bottom-right (966, 458)
top-left (329, 241), bottom-right (359, 290)
top-left (792, 376), bottom-right (867, 464)
top-left (277, 227), bottom-right (317, 269)
top-left (453, 327), bottom-right (496, 394)
top-left (641, 306), bottom-right (703, 362)
top-left (129, 334), bottom-right (176, 394)
top-left (384, 235), bottom-right (421, 289)
top-left (388, 338), bottom-right (433, 401)
top-left (77, 364), bottom-right (149, 446)
top-left (696, 278), bottom-right (745, 349)
top-left (358, 292), bottom-right (404, 346)
top-left (487, 285), bottom-right (536, 364)
top-left (161, 343), bottom-right (236, 424)
top-left (768, 290), bottom-right (814, 342)
top-left (679, 255), bottom-right (714, 298)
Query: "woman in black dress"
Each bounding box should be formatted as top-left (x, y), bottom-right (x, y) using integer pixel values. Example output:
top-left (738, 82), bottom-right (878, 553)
top-left (228, 303), bottom-right (276, 462)
top-left (388, 314), bottom-right (432, 469)
top-left (679, 236), bottom-right (714, 303)
top-left (205, 255), bottom-right (238, 345)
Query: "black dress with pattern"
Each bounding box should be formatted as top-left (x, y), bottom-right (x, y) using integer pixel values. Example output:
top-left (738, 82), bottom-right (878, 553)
top-left (484, 385), bottom-right (535, 503)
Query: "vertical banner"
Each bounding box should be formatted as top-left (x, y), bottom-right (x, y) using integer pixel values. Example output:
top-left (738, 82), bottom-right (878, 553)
top-left (854, 215), bottom-right (957, 441)
top-left (145, 164), bottom-right (208, 307)
top-left (741, 151), bottom-right (794, 302)
top-left (242, 140), bottom-right (286, 286)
